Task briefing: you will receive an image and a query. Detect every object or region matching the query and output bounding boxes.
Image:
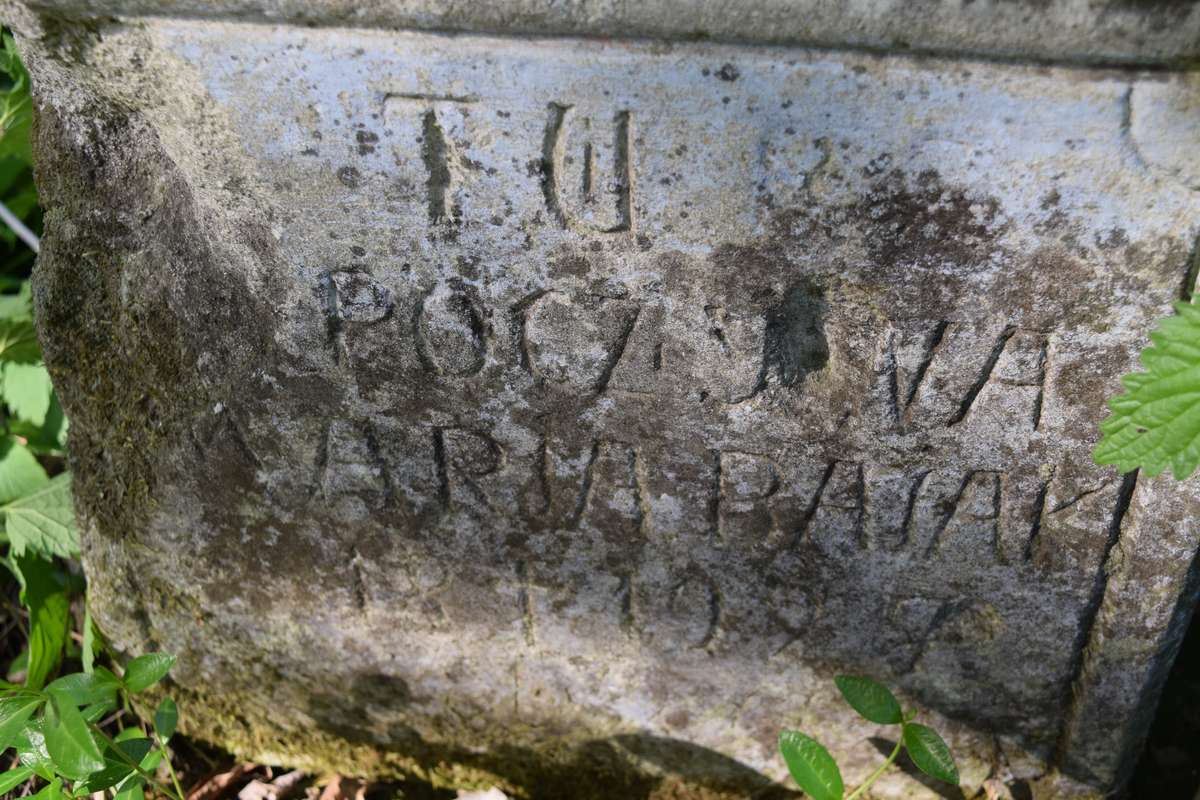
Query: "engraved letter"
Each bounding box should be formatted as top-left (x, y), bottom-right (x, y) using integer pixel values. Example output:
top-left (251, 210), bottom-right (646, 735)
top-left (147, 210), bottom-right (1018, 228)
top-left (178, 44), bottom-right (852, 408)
top-left (542, 104), bottom-right (634, 234)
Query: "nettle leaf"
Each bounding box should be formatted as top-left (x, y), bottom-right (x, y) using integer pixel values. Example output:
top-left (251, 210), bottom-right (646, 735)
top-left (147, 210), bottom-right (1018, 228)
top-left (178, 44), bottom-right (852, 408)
top-left (11, 553), bottom-right (70, 690)
top-left (3, 474), bottom-right (80, 560)
top-left (779, 730), bottom-right (843, 800)
top-left (0, 694), bottom-right (43, 750)
top-left (0, 35), bottom-right (32, 165)
top-left (0, 318), bottom-right (40, 364)
top-left (14, 395), bottom-right (69, 455)
top-left (3, 362), bottom-right (53, 427)
top-left (0, 281), bottom-right (32, 321)
top-left (0, 437), bottom-right (47, 505)
top-left (43, 693), bottom-right (105, 780)
top-left (902, 723), bottom-right (959, 785)
top-left (834, 675), bottom-right (902, 725)
top-left (1095, 302), bottom-right (1200, 478)
top-left (122, 653), bottom-right (175, 693)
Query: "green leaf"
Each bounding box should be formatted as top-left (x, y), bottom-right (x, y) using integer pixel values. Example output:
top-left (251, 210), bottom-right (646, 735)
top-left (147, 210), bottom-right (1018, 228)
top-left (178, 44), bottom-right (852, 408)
top-left (11, 553), bottom-right (70, 690)
top-left (3, 474), bottom-right (80, 560)
top-left (80, 737), bottom-right (153, 793)
top-left (0, 36), bottom-right (32, 165)
top-left (13, 393), bottom-right (68, 456)
top-left (46, 671), bottom-right (120, 708)
top-left (834, 675), bottom-right (903, 725)
top-left (0, 318), bottom-right (40, 364)
top-left (0, 437), bottom-right (48, 505)
top-left (0, 281), bottom-right (31, 321)
top-left (113, 774), bottom-right (145, 800)
top-left (154, 696), bottom-right (177, 740)
top-left (0, 765), bottom-right (33, 794)
top-left (0, 694), bottom-right (43, 750)
top-left (30, 776), bottom-right (62, 800)
top-left (902, 723), bottom-right (959, 785)
top-left (80, 700), bottom-right (115, 725)
top-left (16, 717), bottom-right (55, 780)
top-left (43, 694), bottom-right (105, 780)
top-left (4, 362), bottom-right (53, 427)
top-left (1095, 302), bottom-right (1200, 478)
top-left (81, 609), bottom-right (96, 675)
top-left (778, 730), bottom-right (843, 800)
top-left (122, 653), bottom-right (175, 693)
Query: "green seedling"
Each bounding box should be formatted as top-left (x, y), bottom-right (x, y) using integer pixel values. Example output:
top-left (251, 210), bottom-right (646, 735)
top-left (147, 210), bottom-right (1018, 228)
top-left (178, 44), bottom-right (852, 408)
top-left (779, 675), bottom-right (958, 800)
top-left (0, 653), bottom-right (184, 800)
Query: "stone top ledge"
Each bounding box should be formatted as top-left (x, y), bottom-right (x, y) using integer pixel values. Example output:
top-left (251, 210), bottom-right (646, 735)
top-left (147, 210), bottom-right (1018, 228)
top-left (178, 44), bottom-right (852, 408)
top-left (14, 0), bottom-right (1200, 68)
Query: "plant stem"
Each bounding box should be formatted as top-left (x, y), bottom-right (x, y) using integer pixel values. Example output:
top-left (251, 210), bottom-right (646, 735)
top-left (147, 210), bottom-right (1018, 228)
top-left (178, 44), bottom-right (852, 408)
top-left (89, 723), bottom-right (183, 800)
top-left (158, 734), bottom-right (186, 800)
top-left (845, 735), bottom-right (903, 800)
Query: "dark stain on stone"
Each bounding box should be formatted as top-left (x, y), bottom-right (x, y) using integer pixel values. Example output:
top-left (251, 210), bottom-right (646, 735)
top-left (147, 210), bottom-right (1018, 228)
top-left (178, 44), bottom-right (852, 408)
top-left (355, 129), bottom-right (378, 155)
top-left (853, 168), bottom-right (1004, 272)
top-left (761, 279), bottom-right (829, 389)
top-left (715, 63), bottom-right (740, 82)
top-left (551, 253), bottom-right (591, 279)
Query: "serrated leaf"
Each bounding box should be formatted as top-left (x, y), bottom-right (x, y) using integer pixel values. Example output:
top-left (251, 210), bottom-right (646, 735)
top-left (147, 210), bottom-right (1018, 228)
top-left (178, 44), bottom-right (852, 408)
top-left (1095, 302), bottom-right (1200, 478)
top-left (0, 318), bottom-right (39, 364)
top-left (43, 693), bottom-right (105, 780)
top-left (11, 553), bottom-right (69, 690)
top-left (46, 671), bottom-right (120, 708)
top-left (0, 437), bottom-right (47, 505)
top-left (779, 730), bottom-right (843, 800)
top-left (0, 764), bottom-right (33, 794)
top-left (154, 696), bottom-right (177, 740)
top-left (2, 473), bottom-right (79, 560)
top-left (835, 675), bottom-right (902, 725)
top-left (0, 281), bottom-right (31, 321)
top-left (13, 394), bottom-right (68, 455)
top-left (0, 35), bottom-right (32, 165)
top-left (0, 694), bottom-right (43, 751)
top-left (122, 653), bottom-right (175, 693)
top-left (4, 362), bottom-right (52, 427)
top-left (902, 723), bottom-right (959, 785)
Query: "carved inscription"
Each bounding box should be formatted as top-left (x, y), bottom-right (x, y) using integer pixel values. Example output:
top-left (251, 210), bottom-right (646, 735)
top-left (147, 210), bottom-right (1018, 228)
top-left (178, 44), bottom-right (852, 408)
top-left (434, 427), bottom-right (505, 512)
top-left (520, 292), bottom-right (640, 393)
top-left (327, 271), bottom-right (394, 324)
top-left (887, 321), bottom-right (1049, 430)
top-left (383, 93), bottom-right (478, 228)
top-left (415, 282), bottom-right (489, 376)
top-left (542, 104), bottom-right (635, 233)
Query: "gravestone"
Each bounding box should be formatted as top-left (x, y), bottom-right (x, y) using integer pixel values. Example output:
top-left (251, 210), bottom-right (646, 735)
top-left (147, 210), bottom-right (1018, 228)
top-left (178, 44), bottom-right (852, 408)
top-left (7, 1), bottom-right (1200, 797)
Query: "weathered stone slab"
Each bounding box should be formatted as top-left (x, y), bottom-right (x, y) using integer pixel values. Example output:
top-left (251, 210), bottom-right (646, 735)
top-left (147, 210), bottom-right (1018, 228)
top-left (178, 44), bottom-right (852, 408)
top-left (16, 0), bottom-right (1200, 66)
top-left (8, 2), bottom-right (1200, 797)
